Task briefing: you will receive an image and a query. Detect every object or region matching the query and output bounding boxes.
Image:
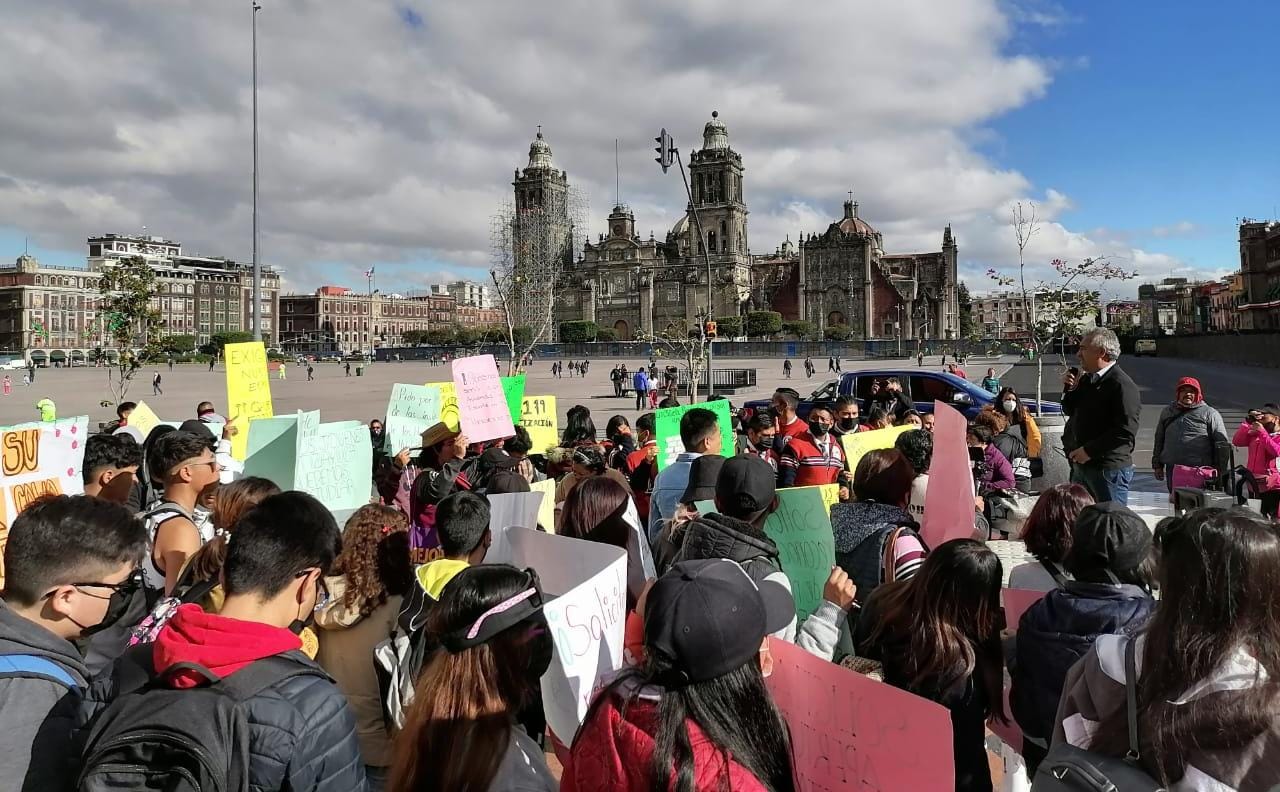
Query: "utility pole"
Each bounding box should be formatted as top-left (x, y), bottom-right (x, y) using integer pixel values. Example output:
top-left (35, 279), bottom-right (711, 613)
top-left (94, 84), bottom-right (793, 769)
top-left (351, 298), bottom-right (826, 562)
top-left (251, 1), bottom-right (262, 342)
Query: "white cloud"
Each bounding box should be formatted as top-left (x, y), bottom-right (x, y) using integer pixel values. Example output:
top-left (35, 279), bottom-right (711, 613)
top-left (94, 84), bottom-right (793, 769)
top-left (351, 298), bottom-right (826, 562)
top-left (0, 0), bottom-right (1202, 299)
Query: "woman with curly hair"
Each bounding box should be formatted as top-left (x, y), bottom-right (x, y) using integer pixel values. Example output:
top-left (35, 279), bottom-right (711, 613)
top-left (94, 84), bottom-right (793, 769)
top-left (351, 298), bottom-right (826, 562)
top-left (316, 504), bottom-right (414, 790)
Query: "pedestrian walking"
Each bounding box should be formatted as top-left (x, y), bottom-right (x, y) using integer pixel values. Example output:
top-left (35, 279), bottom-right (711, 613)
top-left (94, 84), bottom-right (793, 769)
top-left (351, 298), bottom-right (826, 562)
top-left (1151, 377), bottom-right (1232, 494)
top-left (610, 365), bottom-right (623, 397)
top-left (167, 357), bottom-right (173, 371)
top-left (917, 351), bottom-right (924, 367)
top-left (345, 361), bottom-right (352, 377)
top-left (783, 358), bottom-right (793, 379)
top-left (21, 371), bottom-right (30, 387)
top-left (278, 363), bottom-right (286, 381)
top-left (27, 364), bottom-right (35, 384)
top-left (208, 356), bottom-right (216, 371)
top-left (1, 375), bottom-right (9, 396)
top-left (151, 371), bottom-right (162, 395)
top-left (632, 367), bottom-right (650, 411)
top-left (307, 364), bottom-right (315, 381)
top-left (828, 356), bottom-right (836, 372)
top-left (1062, 328), bottom-right (1140, 504)
top-left (804, 356), bottom-right (815, 378)
top-left (980, 367), bottom-right (1000, 394)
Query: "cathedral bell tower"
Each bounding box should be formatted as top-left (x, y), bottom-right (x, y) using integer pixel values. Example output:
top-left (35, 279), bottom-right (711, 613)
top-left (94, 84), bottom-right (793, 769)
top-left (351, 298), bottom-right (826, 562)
top-left (687, 111), bottom-right (748, 258)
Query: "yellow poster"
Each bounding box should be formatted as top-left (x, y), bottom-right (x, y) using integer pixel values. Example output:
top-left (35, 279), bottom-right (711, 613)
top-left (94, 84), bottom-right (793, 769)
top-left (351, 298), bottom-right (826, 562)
top-left (530, 478), bottom-right (556, 534)
top-left (839, 424), bottom-right (914, 474)
top-left (128, 401), bottom-right (162, 438)
top-left (225, 341), bottom-right (274, 459)
top-left (519, 395), bottom-right (559, 453)
top-left (425, 382), bottom-right (460, 432)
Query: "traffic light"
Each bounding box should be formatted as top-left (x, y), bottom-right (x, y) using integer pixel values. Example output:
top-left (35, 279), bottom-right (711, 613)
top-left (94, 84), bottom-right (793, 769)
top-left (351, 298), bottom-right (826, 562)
top-left (705, 320), bottom-right (717, 339)
top-left (654, 128), bottom-right (674, 173)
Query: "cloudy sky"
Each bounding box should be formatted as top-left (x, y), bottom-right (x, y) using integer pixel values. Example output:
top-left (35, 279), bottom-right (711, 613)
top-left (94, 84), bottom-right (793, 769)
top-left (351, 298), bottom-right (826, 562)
top-left (1, 1), bottom-right (1273, 298)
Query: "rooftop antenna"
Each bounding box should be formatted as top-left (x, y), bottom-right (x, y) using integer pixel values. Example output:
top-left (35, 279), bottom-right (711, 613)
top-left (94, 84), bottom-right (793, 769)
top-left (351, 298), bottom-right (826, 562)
top-left (615, 138), bottom-right (621, 207)
top-left (23, 236), bottom-right (28, 256)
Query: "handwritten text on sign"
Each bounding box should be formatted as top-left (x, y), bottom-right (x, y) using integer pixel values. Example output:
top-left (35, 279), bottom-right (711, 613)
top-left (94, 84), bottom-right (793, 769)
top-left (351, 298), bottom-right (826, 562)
top-left (519, 395), bottom-right (559, 452)
top-left (385, 384), bottom-right (442, 453)
top-left (762, 484), bottom-right (839, 621)
top-left (224, 341), bottom-right (274, 459)
top-left (293, 411), bottom-right (372, 511)
top-left (0, 417), bottom-right (86, 588)
top-left (451, 354), bottom-right (515, 443)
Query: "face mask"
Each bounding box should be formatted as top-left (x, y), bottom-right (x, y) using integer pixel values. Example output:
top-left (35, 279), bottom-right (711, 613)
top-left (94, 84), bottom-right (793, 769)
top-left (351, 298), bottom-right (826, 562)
top-left (78, 578), bottom-right (139, 638)
top-left (808, 421), bottom-right (830, 438)
top-left (754, 437), bottom-right (774, 452)
top-left (838, 418), bottom-right (858, 432)
top-left (1002, 400), bottom-right (1018, 413)
top-left (526, 617), bottom-right (554, 684)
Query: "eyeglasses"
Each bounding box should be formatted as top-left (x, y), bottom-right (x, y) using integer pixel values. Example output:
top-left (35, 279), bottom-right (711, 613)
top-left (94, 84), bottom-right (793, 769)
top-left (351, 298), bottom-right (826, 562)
top-left (295, 568), bottom-right (330, 611)
top-left (46, 568), bottom-right (142, 600)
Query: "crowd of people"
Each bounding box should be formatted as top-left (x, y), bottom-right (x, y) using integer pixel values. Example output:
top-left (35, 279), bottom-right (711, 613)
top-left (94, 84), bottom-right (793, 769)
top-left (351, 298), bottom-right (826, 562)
top-left (2, 326), bottom-right (1278, 792)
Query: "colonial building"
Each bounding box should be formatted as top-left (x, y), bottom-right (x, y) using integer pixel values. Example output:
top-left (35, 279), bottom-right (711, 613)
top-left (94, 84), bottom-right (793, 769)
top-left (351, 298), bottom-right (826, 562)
top-left (280, 286), bottom-right (444, 355)
top-left (1238, 219), bottom-right (1280, 330)
top-left (555, 112), bottom-right (753, 340)
top-left (0, 255), bottom-right (107, 364)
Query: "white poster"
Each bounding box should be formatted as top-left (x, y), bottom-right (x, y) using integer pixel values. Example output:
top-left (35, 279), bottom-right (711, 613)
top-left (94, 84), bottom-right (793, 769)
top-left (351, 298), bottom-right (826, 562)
top-left (0, 416), bottom-right (88, 587)
top-left (485, 492), bottom-right (548, 563)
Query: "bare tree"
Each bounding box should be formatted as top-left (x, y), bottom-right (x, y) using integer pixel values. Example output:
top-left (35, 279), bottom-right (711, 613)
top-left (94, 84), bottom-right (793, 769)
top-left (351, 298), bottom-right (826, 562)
top-left (638, 319), bottom-right (711, 403)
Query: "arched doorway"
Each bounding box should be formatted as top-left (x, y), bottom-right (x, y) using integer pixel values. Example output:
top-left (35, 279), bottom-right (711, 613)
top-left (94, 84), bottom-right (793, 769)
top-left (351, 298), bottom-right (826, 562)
top-left (70, 349), bottom-right (86, 366)
top-left (827, 311), bottom-right (846, 327)
top-left (50, 350), bottom-right (67, 367)
top-left (613, 320), bottom-right (631, 342)
top-left (29, 350), bottom-right (47, 367)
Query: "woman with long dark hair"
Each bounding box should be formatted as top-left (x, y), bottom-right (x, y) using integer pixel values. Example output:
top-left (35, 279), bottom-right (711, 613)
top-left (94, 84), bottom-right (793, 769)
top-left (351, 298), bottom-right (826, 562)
top-left (994, 386), bottom-right (1042, 458)
top-left (561, 405), bottom-right (598, 448)
top-left (1054, 507), bottom-right (1280, 789)
top-left (389, 564), bottom-right (556, 792)
top-left (564, 558), bottom-right (796, 792)
top-left (562, 476), bottom-right (651, 607)
top-left (854, 539), bottom-right (1007, 792)
top-left (1006, 483), bottom-right (1093, 591)
top-left (179, 476), bottom-right (281, 610)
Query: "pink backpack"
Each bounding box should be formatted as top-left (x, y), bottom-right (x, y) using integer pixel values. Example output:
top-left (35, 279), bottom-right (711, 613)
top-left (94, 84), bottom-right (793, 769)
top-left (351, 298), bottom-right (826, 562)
top-left (1171, 464), bottom-right (1217, 490)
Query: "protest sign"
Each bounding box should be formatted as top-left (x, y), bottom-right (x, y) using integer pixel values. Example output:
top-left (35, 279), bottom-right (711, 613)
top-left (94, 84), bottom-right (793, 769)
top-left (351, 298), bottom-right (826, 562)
top-left (840, 424), bottom-right (913, 473)
top-left (761, 484), bottom-right (839, 621)
top-left (486, 492), bottom-right (547, 562)
top-left (487, 527), bottom-right (627, 743)
top-left (424, 381), bottom-right (460, 432)
top-left (294, 411), bottom-right (371, 512)
top-left (653, 399), bottom-right (735, 471)
top-left (385, 383), bottom-right (442, 453)
top-left (0, 416), bottom-right (88, 588)
top-left (500, 374), bottom-right (526, 424)
top-left (921, 401), bottom-right (977, 548)
top-left (1002, 587), bottom-right (1046, 629)
top-left (530, 478), bottom-right (556, 533)
top-left (766, 636), bottom-right (955, 791)
top-left (242, 415), bottom-right (299, 490)
top-left (519, 395), bottom-right (559, 452)
top-left (224, 341), bottom-right (273, 459)
top-left (126, 402), bottom-right (162, 438)
top-left (451, 355), bottom-right (516, 443)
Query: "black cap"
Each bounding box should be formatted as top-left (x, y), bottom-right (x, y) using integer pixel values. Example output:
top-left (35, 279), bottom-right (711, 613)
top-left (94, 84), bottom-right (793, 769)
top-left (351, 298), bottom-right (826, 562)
top-left (1068, 502), bottom-right (1153, 576)
top-left (643, 559), bottom-right (793, 685)
top-left (176, 420), bottom-right (216, 446)
top-left (680, 454), bottom-right (726, 504)
top-left (715, 454), bottom-right (777, 518)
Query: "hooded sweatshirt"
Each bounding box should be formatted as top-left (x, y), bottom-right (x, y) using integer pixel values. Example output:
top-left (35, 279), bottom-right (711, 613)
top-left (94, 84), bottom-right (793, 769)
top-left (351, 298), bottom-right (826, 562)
top-left (152, 604), bottom-right (302, 688)
top-left (0, 600), bottom-right (90, 792)
top-left (1152, 378), bottom-right (1232, 472)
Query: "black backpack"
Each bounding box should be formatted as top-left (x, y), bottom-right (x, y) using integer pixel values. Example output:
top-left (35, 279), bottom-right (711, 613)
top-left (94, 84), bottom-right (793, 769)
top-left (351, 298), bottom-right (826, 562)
top-left (78, 647), bottom-right (324, 792)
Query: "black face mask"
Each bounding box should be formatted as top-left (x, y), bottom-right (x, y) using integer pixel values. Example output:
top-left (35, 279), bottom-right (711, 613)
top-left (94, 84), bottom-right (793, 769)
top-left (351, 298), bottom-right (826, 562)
top-left (754, 437), bottom-right (774, 452)
top-left (808, 421), bottom-right (830, 438)
top-left (838, 418), bottom-right (858, 432)
top-left (78, 573), bottom-right (141, 638)
top-left (526, 615), bottom-right (554, 684)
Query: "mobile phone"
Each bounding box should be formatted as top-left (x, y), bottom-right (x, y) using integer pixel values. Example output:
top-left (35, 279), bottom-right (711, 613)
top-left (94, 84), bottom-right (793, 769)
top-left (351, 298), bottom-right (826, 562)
top-left (1067, 366), bottom-right (1080, 378)
top-left (968, 447), bottom-right (984, 463)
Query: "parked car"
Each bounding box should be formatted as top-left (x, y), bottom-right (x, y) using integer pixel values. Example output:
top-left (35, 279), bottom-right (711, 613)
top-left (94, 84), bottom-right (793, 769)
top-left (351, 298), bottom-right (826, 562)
top-left (1133, 338), bottom-right (1157, 357)
top-left (742, 369), bottom-right (1062, 422)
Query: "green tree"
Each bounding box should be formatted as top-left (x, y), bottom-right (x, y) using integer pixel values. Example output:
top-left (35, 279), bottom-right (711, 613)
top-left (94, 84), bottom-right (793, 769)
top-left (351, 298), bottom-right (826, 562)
top-left (97, 255), bottom-right (161, 403)
top-left (595, 328), bottom-right (618, 342)
top-left (559, 321), bottom-right (598, 343)
top-left (823, 324), bottom-right (851, 341)
top-left (159, 334), bottom-right (196, 355)
top-left (781, 319), bottom-right (815, 340)
top-left (713, 315), bottom-right (743, 338)
top-left (957, 281), bottom-right (980, 341)
top-left (423, 328), bottom-right (455, 346)
top-left (746, 310), bottom-right (784, 339)
top-left (207, 331), bottom-right (254, 356)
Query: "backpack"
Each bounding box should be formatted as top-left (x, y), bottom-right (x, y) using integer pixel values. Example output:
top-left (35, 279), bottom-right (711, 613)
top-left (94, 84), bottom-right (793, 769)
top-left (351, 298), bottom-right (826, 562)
top-left (0, 654), bottom-right (78, 689)
top-left (78, 647), bottom-right (324, 792)
top-left (1031, 638), bottom-right (1164, 791)
top-left (372, 577), bottom-right (444, 730)
top-left (127, 563), bottom-right (220, 647)
top-left (836, 517), bottom-right (924, 608)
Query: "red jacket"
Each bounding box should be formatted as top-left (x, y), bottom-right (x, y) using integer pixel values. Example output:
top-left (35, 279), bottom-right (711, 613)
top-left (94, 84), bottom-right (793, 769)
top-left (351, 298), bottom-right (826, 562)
top-left (563, 693), bottom-right (770, 792)
top-left (779, 431), bottom-right (846, 487)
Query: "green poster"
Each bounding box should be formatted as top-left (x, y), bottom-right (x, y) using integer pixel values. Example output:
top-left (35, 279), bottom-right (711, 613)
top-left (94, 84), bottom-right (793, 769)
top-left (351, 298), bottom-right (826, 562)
top-left (762, 485), bottom-right (839, 620)
top-left (500, 374), bottom-right (526, 424)
top-left (242, 415), bottom-right (299, 491)
top-left (654, 399), bottom-right (735, 471)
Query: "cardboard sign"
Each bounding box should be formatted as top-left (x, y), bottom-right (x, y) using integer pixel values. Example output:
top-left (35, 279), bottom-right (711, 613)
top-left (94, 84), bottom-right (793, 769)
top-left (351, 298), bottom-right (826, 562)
top-left (762, 484), bottom-right (839, 621)
top-left (921, 401), bottom-right (977, 548)
top-left (840, 424), bottom-right (914, 474)
top-left (519, 395), bottom-right (559, 453)
top-left (0, 417), bottom-right (88, 588)
top-left (530, 478), bottom-right (556, 533)
top-left (486, 492), bottom-right (547, 562)
top-left (224, 341), bottom-right (274, 459)
top-left (654, 400), bottom-right (735, 471)
top-left (451, 355), bottom-right (516, 443)
top-left (766, 636), bottom-right (955, 791)
top-left (385, 383), bottom-right (442, 454)
top-left (242, 415), bottom-right (300, 490)
top-left (501, 374), bottom-right (526, 424)
top-left (424, 381), bottom-right (460, 432)
top-left (486, 527), bottom-right (627, 743)
top-left (1003, 587), bottom-right (1047, 629)
top-left (126, 402), bottom-right (162, 438)
top-left (294, 410), bottom-right (371, 512)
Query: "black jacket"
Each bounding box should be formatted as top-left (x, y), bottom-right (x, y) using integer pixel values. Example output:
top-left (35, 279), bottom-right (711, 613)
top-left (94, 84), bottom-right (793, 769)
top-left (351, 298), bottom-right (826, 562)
top-left (673, 512), bottom-right (783, 578)
top-left (1061, 364), bottom-right (1141, 469)
top-left (1009, 582), bottom-right (1153, 743)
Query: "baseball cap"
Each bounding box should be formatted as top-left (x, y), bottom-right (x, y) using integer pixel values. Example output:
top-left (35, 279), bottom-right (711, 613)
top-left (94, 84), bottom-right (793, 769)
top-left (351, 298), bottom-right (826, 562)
top-left (714, 454), bottom-right (777, 518)
top-left (680, 454), bottom-right (726, 504)
top-left (643, 559), bottom-right (793, 686)
top-left (1066, 502), bottom-right (1153, 578)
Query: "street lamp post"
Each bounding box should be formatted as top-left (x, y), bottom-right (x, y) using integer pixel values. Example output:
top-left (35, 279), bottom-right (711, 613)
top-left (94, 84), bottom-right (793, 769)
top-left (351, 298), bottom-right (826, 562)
top-left (251, 1), bottom-right (262, 343)
top-left (894, 303), bottom-right (902, 356)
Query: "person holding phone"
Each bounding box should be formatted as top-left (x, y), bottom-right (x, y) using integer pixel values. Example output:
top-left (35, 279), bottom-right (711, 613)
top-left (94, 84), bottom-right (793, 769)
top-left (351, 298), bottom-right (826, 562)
top-left (1232, 403), bottom-right (1280, 516)
top-left (1061, 328), bottom-right (1141, 505)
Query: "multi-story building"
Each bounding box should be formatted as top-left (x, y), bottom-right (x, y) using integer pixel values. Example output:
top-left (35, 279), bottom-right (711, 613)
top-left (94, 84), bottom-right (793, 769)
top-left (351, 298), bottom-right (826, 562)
top-left (973, 291), bottom-right (1034, 340)
top-left (279, 286), bottom-right (452, 354)
top-left (86, 233), bottom-right (281, 347)
top-left (1104, 300), bottom-right (1142, 331)
top-left (0, 254), bottom-right (108, 364)
top-left (972, 289), bottom-right (1099, 341)
top-left (1138, 279), bottom-right (1187, 336)
top-left (455, 304), bottom-right (505, 328)
top-left (1238, 220), bottom-right (1280, 330)
top-left (440, 280), bottom-right (493, 309)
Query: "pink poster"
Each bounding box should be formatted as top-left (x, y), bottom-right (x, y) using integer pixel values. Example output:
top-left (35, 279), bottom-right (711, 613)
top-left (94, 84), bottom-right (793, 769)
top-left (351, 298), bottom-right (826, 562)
top-left (451, 354), bottom-right (516, 443)
top-left (921, 401), bottom-right (976, 548)
top-left (1002, 587), bottom-right (1046, 629)
top-left (765, 637), bottom-right (954, 791)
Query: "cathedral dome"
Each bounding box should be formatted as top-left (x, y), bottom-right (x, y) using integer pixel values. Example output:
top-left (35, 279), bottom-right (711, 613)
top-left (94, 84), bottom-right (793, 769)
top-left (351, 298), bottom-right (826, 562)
top-left (702, 111), bottom-right (729, 151)
top-left (527, 129), bottom-right (554, 170)
top-left (837, 200), bottom-right (877, 237)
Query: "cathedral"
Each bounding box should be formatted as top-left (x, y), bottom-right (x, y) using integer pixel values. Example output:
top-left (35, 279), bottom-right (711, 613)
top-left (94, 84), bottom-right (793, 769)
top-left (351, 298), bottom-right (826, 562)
top-left (520, 112), bottom-right (959, 342)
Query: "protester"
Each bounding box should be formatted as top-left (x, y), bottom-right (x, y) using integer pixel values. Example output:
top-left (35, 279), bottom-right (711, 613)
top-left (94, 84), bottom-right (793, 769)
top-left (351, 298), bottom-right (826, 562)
top-left (673, 455), bottom-right (850, 659)
top-left (503, 426), bottom-right (543, 483)
top-left (973, 408), bottom-right (1028, 483)
top-left (832, 449), bottom-right (927, 609)
top-left (741, 412), bottom-right (779, 472)
top-left (81, 433), bottom-right (142, 504)
top-left (562, 475), bottom-right (654, 603)
top-left (0, 496), bottom-right (146, 791)
top-left (895, 409), bottom-right (924, 428)
top-left (79, 492), bottom-right (366, 791)
top-left (1233, 404), bottom-right (1280, 515)
top-left (555, 445), bottom-right (632, 506)
top-left (778, 405), bottom-right (847, 488)
top-left (967, 424), bottom-right (1015, 494)
top-left (564, 558), bottom-right (797, 792)
top-left (980, 367), bottom-right (1000, 394)
top-left (135, 423), bottom-right (176, 510)
top-left (392, 422), bottom-right (472, 563)
top-left (994, 387), bottom-right (1042, 458)
top-left (36, 397), bottom-right (55, 422)
top-left (621, 413), bottom-right (658, 521)
top-left (195, 401), bottom-right (227, 424)
top-left (832, 394), bottom-right (864, 435)
top-left (1052, 507), bottom-right (1280, 788)
top-left (872, 377), bottom-right (913, 422)
top-left (767, 388), bottom-right (803, 446)
top-left (179, 477), bottom-right (282, 612)
top-left (1149, 377), bottom-right (1233, 493)
top-left (1005, 483), bottom-right (1093, 592)
top-left (561, 404), bottom-right (598, 447)
top-left (854, 539), bottom-right (1006, 792)
top-left (142, 431), bottom-right (222, 596)
top-left (1010, 501), bottom-right (1154, 775)
top-left (1062, 327), bottom-right (1141, 504)
top-left (648, 407), bottom-right (721, 541)
top-left (103, 401), bottom-right (137, 433)
top-left (389, 564), bottom-right (557, 792)
top-left (922, 411), bottom-right (936, 433)
top-left (178, 417), bottom-right (242, 484)
top-left (895, 429), bottom-right (933, 522)
top-left (316, 505), bottom-right (413, 789)
top-left (605, 414), bottom-right (636, 468)
top-left (864, 404), bottom-right (893, 430)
